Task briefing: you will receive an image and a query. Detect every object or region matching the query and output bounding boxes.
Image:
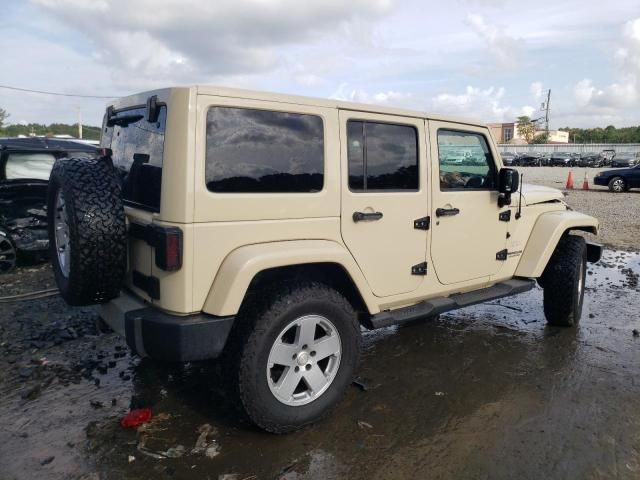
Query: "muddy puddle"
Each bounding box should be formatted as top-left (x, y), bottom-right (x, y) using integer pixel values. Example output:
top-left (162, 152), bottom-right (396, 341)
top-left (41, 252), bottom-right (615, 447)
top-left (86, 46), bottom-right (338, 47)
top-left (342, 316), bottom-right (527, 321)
top-left (1, 250), bottom-right (639, 479)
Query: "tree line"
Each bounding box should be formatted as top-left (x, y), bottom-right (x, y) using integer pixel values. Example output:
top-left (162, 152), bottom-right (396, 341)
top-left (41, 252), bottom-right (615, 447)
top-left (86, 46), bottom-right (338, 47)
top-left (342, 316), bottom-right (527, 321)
top-left (558, 125), bottom-right (640, 144)
top-left (0, 107), bottom-right (101, 140)
top-left (515, 115), bottom-right (640, 144)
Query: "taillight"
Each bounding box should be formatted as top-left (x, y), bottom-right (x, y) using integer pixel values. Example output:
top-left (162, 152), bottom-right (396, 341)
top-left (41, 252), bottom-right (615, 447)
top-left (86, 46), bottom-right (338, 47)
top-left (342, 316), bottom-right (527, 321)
top-left (154, 227), bottom-right (182, 271)
top-left (128, 223), bottom-right (182, 271)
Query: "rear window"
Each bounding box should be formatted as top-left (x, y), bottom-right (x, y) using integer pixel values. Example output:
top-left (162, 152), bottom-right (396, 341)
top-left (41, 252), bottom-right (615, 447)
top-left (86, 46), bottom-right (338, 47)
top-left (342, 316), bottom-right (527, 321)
top-left (205, 107), bottom-right (324, 193)
top-left (4, 152), bottom-right (56, 180)
top-left (101, 106), bottom-right (167, 211)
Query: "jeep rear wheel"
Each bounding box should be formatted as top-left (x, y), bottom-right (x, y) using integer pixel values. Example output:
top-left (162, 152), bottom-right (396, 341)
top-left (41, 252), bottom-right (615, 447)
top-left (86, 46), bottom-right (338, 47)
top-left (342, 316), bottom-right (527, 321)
top-left (541, 235), bottom-right (587, 327)
top-left (233, 282), bottom-right (360, 433)
top-left (47, 157), bottom-right (127, 306)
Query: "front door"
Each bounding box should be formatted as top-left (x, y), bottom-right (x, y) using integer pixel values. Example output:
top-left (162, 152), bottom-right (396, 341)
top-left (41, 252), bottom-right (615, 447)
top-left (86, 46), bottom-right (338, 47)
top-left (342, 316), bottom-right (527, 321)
top-left (340, 111), bottom-right (429, 297)
top-left (429, 122), bottom-right (508, 285)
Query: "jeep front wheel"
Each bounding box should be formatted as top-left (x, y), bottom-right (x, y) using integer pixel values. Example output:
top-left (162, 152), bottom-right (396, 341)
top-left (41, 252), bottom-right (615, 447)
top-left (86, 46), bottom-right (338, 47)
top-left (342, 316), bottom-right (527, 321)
top-left (541, 235), bottom-right (587, 327)
top-left (234, 282), bottom-right (360, 433)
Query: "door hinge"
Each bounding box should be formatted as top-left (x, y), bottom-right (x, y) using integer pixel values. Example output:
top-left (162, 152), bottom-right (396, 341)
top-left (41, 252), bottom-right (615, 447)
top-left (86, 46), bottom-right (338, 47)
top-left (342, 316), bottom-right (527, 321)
top-left (414, 216), bottom-right (431, 230)
top-left (499, 210), bottom-right (511, 222)
top-left (411, 262), bottom-right (428, 275)
top-left (496, 249), bottom-right (508, 261)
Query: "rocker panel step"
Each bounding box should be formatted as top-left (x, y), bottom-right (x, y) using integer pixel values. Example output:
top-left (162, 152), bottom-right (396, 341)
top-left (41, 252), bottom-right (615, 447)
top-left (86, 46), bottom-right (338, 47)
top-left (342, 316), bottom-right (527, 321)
top-left (370, 278), bottom-right (535, 329)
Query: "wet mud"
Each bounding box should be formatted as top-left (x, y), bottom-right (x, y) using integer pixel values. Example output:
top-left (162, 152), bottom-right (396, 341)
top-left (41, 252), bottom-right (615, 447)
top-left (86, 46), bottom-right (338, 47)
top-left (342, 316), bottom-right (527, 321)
top-left (1, 250), bottom-right (639, 479)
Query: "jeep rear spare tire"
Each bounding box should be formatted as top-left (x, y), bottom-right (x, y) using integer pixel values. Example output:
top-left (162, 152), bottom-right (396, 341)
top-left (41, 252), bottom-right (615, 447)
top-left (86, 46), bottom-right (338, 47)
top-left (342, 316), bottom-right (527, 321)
top-left (541, 234), bottom-right (587, 327)
top-left (47, 157), bottom-right (126, 305)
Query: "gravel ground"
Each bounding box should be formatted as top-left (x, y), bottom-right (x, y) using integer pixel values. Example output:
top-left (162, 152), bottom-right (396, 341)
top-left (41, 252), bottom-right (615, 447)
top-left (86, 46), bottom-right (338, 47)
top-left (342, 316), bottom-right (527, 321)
top-left (516, 166), bottom-right (640, 250)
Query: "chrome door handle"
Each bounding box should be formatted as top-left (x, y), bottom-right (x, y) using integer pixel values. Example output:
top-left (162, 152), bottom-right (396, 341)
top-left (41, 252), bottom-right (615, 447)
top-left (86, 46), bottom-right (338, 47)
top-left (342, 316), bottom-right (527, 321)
top-left (435, 207), bottom-right (460, 217)
top-left (353, 211), bottom-right (383, 222)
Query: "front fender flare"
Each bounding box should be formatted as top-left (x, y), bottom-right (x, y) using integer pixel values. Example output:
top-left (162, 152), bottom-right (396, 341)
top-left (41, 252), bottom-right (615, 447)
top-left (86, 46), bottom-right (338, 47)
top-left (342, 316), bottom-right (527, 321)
top-left (515, 210), bottom-right (599, 278)
top-left (202, 240), bottom-right (379, 316)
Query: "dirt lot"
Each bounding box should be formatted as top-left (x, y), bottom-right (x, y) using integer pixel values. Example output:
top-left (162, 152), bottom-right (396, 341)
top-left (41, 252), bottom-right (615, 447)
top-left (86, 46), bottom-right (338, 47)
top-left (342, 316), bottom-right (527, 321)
top-left (1, 175), bottom-right (639, 479)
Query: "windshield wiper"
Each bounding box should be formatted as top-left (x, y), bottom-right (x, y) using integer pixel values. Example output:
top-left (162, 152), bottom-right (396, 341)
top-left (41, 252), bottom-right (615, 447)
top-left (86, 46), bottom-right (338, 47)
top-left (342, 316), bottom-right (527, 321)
top-left (107, 113), bottom-right (144, 127)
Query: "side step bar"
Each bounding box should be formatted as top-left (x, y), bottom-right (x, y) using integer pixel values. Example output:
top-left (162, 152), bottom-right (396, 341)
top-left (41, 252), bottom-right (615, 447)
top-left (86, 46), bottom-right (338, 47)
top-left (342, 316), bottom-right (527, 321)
top-left (370, 278), bottom-right (535, 329)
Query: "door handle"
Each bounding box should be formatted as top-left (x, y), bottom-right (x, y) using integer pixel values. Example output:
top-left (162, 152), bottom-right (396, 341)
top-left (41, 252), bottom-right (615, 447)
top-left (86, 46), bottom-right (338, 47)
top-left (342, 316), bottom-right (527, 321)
top-left (353, 211), bottom-right (383, 222)
top-left (435, 207), bottom-right (460, 217)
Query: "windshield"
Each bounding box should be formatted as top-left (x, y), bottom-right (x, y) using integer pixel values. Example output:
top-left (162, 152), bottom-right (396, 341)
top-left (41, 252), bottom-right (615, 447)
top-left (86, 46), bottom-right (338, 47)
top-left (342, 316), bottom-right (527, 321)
top-left (101, 105), bottom-right (166, 212)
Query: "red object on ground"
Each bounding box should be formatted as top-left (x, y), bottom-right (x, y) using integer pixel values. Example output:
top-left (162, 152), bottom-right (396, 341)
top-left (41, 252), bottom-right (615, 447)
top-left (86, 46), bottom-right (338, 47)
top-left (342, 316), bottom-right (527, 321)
top-left (566, 170), bottom-right (574, 189)
top-left (120, 408), bottom-right (153, 428)
top-left (582, 171), bottom-right (589, 190)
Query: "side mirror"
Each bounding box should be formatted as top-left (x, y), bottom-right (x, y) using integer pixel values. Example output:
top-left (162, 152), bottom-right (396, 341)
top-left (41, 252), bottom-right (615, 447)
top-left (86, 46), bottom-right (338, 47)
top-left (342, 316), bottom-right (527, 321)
top-left (146, 95), bottom-right (160, 123)
top-left (498, 168), bottom-right (519, 207)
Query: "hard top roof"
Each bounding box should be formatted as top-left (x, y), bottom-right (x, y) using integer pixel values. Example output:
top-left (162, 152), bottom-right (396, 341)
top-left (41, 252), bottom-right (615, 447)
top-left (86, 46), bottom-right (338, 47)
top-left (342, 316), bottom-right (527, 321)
top-left (111, 85), bottom-right (488, 128)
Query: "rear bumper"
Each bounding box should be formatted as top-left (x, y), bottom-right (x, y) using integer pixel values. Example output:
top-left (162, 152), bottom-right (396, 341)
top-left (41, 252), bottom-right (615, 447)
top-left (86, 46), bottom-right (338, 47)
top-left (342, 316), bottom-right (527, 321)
top-left (99, 291), bottom-right (234, 362)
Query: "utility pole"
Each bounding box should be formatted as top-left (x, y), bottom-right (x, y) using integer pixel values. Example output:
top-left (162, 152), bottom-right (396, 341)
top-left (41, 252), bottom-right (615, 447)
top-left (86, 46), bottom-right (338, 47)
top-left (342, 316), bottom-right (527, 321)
top-left (544, 89), bottom-right (551, 136)
top-left (78, 108), bottom-right (83, 139)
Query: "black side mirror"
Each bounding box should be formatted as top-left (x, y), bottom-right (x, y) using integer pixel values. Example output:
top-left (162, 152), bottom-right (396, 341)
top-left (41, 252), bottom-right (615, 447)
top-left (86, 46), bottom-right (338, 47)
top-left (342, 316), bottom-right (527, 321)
top-left (498, 168), bottom-right (519, 207)
top-left (146, 95), bottom-right (160, 123)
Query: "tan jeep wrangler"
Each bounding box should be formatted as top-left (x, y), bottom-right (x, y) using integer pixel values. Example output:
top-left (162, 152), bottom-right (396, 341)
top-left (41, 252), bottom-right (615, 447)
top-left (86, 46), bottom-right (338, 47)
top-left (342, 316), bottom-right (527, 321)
top-left (47, 86), bottom-right (601, 433)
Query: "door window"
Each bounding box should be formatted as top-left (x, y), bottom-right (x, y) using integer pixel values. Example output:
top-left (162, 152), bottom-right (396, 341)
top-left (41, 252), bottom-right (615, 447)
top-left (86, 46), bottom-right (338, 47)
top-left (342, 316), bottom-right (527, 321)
top-left (437, 130), bottom-right (496, 190)
top-left (347, 120), bottom-right (418, 191)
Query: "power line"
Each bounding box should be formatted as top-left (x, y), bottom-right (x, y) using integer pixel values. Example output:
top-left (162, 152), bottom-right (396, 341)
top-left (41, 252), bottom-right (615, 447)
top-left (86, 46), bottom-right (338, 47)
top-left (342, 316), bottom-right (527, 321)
top-left (0, 84), bottom-right (116, 99)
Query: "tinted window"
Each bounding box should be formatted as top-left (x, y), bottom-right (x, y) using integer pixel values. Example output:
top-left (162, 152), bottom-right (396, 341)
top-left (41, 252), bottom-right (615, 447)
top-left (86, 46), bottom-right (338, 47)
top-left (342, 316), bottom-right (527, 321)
top-left (206, 107), bottom-right (324, 193)
top-left (347, 120), bottom-right (418, 191)
top-left (102, 105), bottom-right (166, 212)
top-left (5, 153), bottom-right (56, 180)
top-left (438, 130), bottom-right (496, 190)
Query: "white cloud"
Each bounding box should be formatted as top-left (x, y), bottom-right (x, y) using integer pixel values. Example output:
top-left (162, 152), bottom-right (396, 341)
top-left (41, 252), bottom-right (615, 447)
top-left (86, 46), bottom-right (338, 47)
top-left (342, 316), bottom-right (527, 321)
top-left (430, 86), bottom-right (532, 122)
top-left (573, 17), bottom-right (640, 114)
top-left (464, 13), bottom-right (521, 69)
top-left (330, 83), bottom-right (413, 106)
top-left (32, 0), bottom-right (394, 87)
top-left (530, 82), bottom-right (543, 100)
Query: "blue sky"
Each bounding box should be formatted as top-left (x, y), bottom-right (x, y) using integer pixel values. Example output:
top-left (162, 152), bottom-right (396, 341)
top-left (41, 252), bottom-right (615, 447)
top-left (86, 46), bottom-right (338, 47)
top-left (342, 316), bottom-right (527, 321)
top-left (1, 0), bottom-right (639, 128)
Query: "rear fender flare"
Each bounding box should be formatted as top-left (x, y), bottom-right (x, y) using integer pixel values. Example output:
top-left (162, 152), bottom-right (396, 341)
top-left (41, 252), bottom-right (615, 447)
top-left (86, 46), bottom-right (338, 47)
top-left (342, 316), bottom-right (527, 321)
top-left (202, 240), bottom-right (378, 316)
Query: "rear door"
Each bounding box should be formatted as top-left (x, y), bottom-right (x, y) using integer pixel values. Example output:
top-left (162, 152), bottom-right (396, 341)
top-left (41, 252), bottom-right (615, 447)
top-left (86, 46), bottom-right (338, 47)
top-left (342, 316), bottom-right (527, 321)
top-left (339, 111), bottom-right (428, 297)
top-left (429, 122), bottom-right (508, 285)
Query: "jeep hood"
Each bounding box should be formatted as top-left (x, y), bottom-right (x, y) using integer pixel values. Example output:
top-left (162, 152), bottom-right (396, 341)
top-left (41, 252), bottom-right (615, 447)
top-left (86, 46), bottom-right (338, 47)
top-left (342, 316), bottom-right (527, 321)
top-left (519, 184), bottom-right (564, 206)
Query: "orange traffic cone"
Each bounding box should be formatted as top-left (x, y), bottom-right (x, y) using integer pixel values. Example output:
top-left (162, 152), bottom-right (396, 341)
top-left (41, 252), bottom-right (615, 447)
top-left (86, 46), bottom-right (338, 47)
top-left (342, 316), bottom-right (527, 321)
top-left (566, 170), bottom-right (574, 189)
top-left (582, 171), bottom-right (589, 190)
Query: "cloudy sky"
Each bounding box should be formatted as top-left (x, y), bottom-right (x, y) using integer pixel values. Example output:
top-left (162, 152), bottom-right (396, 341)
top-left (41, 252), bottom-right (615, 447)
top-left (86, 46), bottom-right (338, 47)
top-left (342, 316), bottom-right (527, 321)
top-left (1, 0), bottom-right (639, 128)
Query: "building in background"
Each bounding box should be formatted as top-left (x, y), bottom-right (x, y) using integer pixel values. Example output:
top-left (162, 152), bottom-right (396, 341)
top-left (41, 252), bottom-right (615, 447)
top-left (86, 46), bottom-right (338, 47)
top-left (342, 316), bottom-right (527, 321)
top-left (488, 122), bottom-right (569, 144)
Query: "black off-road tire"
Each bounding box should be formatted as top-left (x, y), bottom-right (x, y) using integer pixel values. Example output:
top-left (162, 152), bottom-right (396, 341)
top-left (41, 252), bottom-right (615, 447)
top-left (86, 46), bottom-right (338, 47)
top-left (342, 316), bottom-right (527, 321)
top-left (228, 282), bottom-right (361, 433)
top-left (608, 176), bottom-right (626, 193)
top-left (47, 157), bottom-right (126, 306)
top-left (541, 235), bottom-right (587, 327)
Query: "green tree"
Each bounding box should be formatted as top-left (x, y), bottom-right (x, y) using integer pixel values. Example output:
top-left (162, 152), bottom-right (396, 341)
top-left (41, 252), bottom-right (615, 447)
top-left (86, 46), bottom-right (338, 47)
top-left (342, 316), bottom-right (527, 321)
top-left (516, 116), bottom-right (536, 143)
top-left (0, 107), bottom-right (8, 129)
top-left (531, 132), bottom-right (549, 144)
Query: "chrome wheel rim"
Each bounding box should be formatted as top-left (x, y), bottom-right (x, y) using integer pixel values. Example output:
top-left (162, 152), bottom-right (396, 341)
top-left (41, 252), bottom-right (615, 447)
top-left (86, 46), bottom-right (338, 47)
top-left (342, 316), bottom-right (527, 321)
top-left (0, 234), bottom-right (16, 273)
top-left (612, 178), bottom-right (624, 192)
top-left (577, 258), bottom-right (584, 297)
top-left (54, 189), bottom-right (70, 277)
top-left (266, 315), bottom-right (342, 406)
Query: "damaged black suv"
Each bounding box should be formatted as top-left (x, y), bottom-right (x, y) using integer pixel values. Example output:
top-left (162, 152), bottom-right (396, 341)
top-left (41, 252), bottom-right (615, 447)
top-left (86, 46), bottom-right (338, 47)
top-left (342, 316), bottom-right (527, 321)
top-left (0, 137), bottom-right (96, 272)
